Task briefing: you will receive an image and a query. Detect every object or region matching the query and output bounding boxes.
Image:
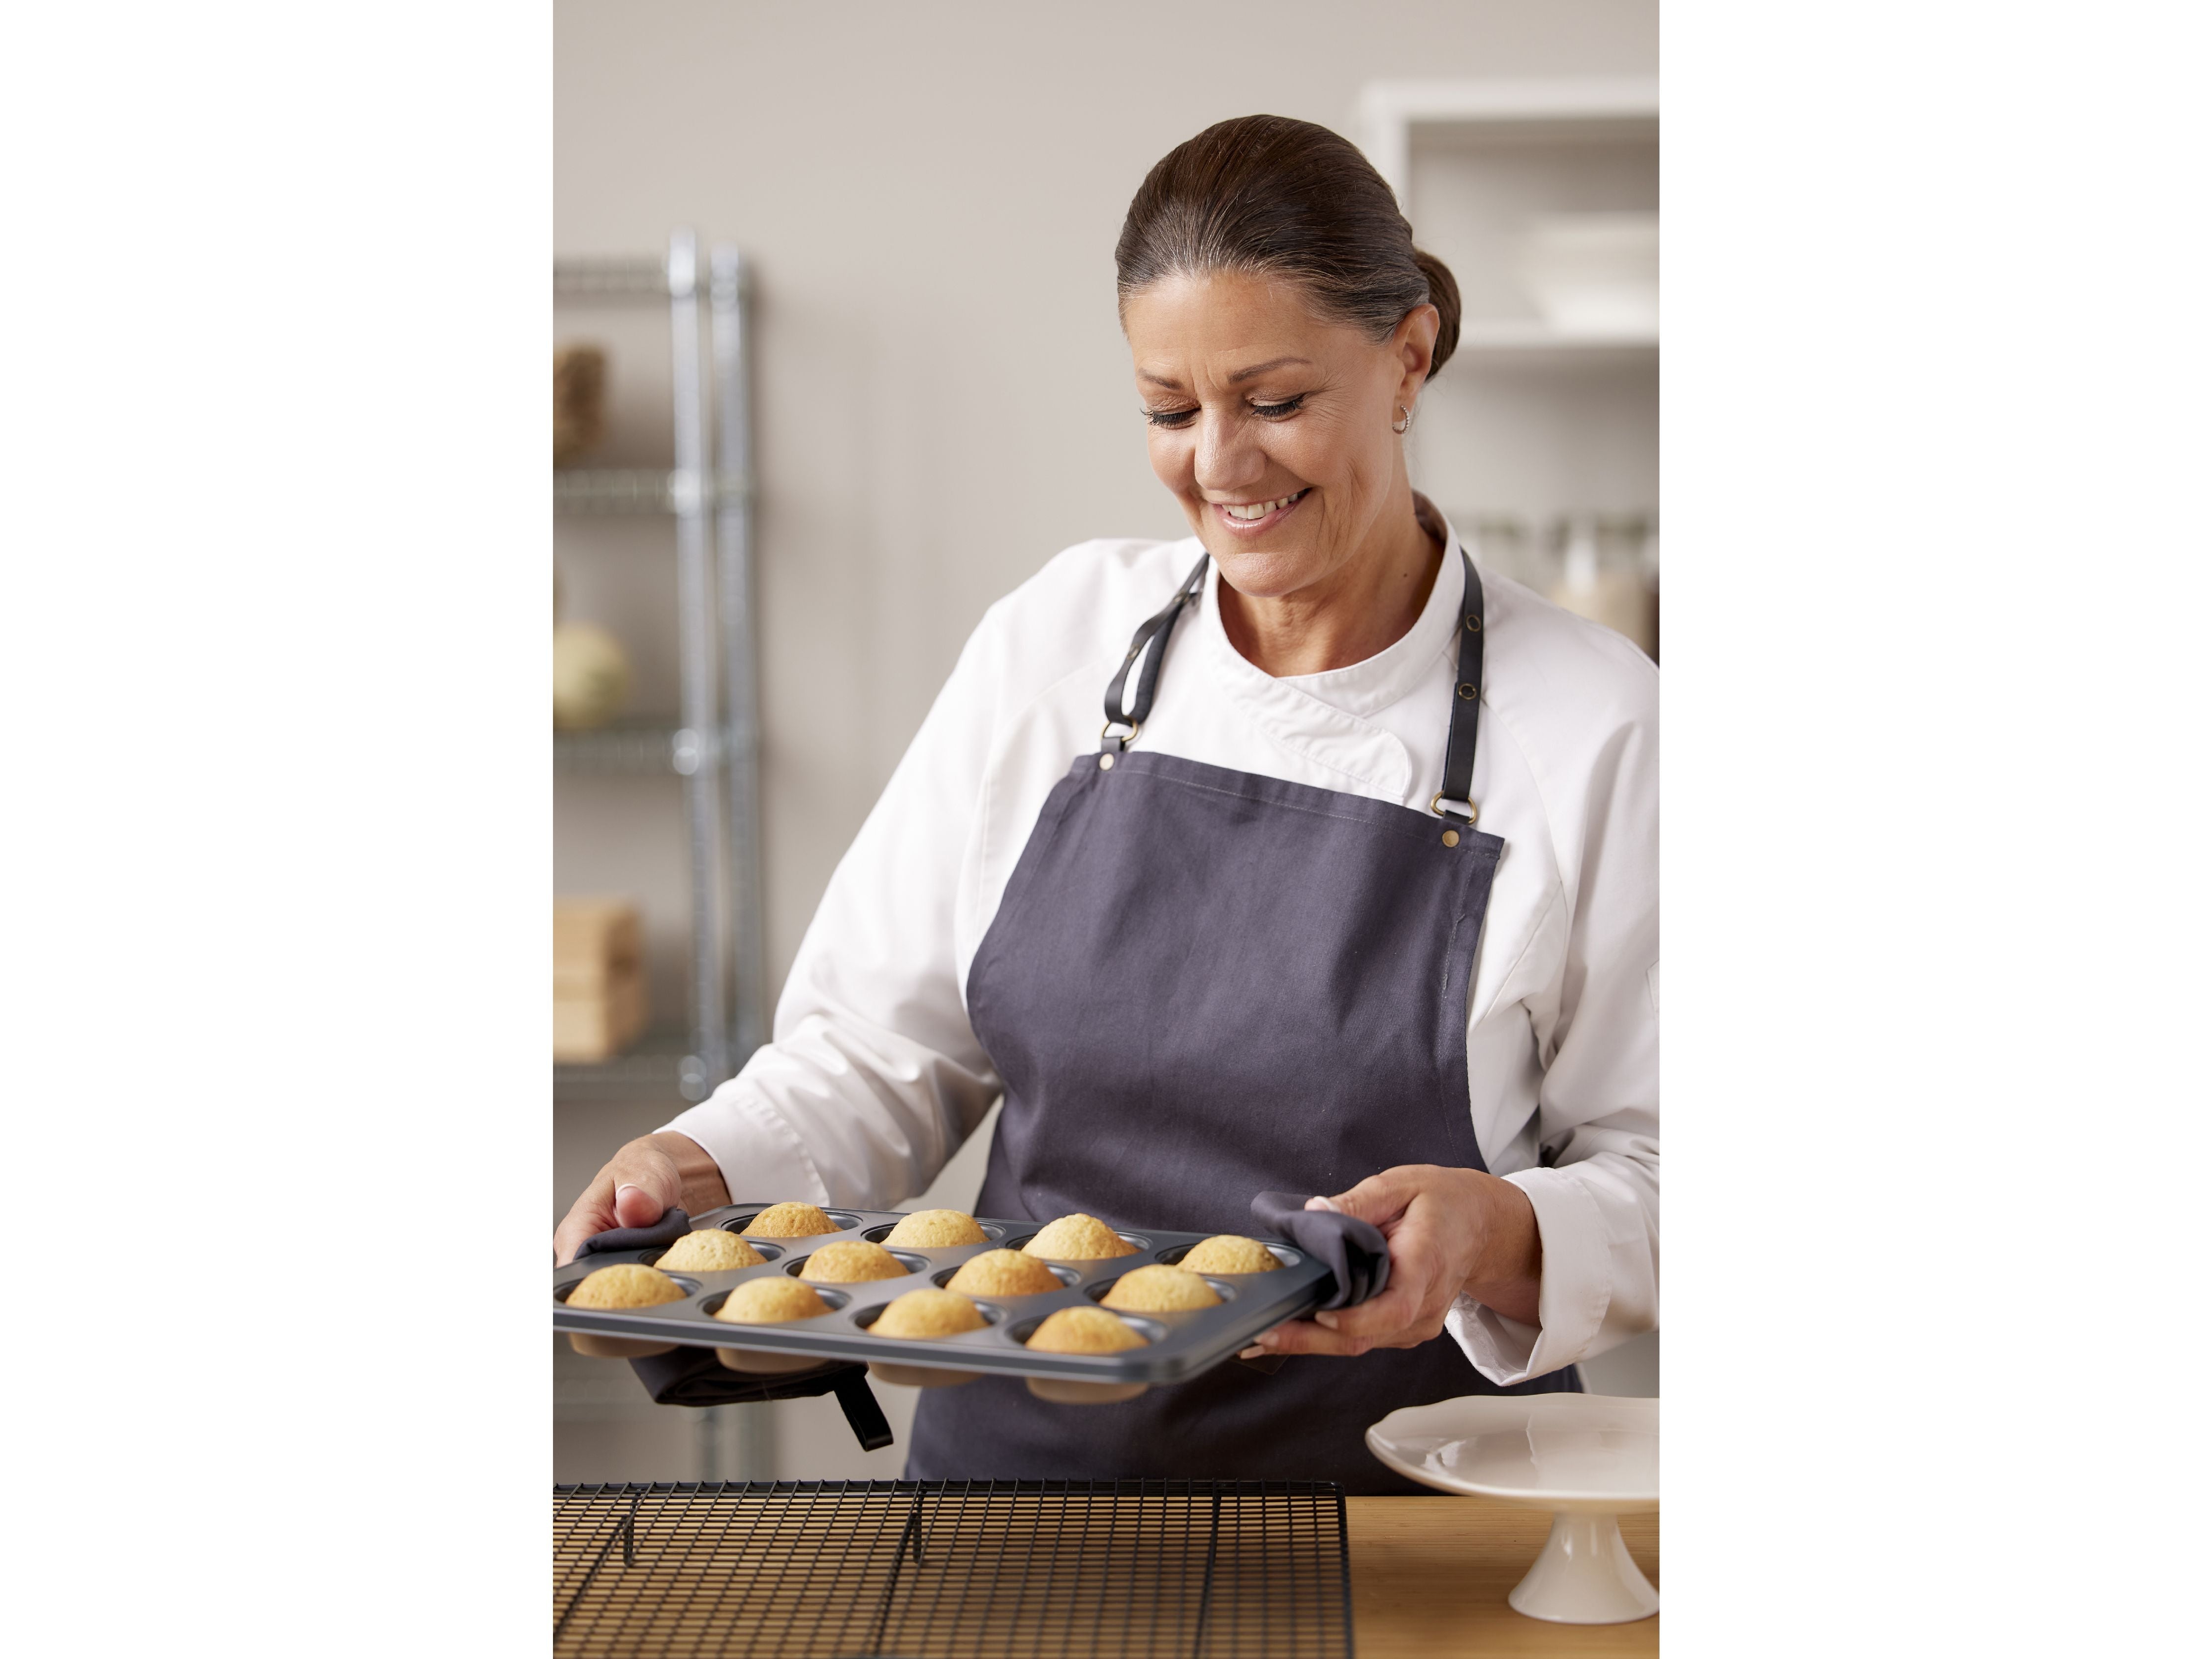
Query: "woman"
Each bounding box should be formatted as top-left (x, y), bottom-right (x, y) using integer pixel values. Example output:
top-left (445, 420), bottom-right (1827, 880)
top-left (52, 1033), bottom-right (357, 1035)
top-left (555, 114), bottom-right (1658, 1492)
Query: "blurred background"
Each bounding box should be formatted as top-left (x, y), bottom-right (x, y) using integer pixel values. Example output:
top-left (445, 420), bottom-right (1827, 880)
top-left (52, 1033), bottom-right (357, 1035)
top-left (553, 0), bottom-right (1658, 1482)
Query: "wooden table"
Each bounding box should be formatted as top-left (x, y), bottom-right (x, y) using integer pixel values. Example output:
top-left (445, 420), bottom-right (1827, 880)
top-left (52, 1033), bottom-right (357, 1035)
top-left (1346, 1498), bottom-right (1659, 1657)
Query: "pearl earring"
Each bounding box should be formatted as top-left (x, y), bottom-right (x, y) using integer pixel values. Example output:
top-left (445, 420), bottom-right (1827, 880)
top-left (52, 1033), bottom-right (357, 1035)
top-left (1392, 406), bottom-right (1413, 434)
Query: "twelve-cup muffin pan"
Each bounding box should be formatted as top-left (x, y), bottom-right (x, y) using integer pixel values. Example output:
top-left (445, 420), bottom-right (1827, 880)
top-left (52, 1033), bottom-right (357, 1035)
top-left (553, 1202), bottom-right (1334, 1386)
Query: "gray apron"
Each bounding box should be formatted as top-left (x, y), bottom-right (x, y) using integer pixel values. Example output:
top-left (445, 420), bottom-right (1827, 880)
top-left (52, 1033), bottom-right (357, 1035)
top-left (908, 549), bottom-right (1580, 1492)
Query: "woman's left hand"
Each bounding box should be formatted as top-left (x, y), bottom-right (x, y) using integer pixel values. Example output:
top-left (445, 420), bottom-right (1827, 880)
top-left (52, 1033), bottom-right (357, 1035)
top-left (1247, 1164), bottom-right (1542, 1358)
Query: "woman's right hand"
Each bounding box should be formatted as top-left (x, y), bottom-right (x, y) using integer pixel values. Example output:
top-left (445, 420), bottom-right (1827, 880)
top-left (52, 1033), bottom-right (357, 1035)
top-left (554, 1131), bottom-right (733, 1265)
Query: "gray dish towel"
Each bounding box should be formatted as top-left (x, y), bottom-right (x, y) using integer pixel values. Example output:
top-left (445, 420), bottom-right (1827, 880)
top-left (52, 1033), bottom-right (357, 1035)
top-left (571, 1206), bottom-right (695, 1258)
top-left (1248, 1191), bottom-right (1391, 1311)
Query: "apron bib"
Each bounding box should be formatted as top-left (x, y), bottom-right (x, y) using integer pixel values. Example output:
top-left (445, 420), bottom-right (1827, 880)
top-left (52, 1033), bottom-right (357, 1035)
top-left (908, 550), bottom-right (1579, 1492)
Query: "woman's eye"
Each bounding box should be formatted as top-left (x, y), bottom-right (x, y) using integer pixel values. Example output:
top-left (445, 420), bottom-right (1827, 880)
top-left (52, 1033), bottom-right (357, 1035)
top-left (1142, 394), bottom-right (1303, 427)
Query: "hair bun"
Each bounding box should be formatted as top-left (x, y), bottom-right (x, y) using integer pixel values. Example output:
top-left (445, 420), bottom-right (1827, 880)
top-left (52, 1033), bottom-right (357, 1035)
top-left (1412, 249), bottom-right (1461, 379)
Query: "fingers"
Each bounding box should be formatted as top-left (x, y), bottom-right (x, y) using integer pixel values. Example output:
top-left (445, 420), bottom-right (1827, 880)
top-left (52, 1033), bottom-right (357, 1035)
top-left (1328, 1165), bottom-right (1430, 1228)
top-left (621, 1145), bottom-right (686, 1214)
top-left (1272, 1179), bottom-right (1461, 1351)
top-left (1255, 1312), bottom-right (1440, 1357)
top-left (553, 1191), bottom-right (616, 1266)
top-left (553, 1141), bottom-right (685, 1265)
top-left (1313, 1281), bottom-right (1429, 1341)
top-left (614, 1182), bottom-right (666, 1228)
top-left (1247, 1165), bottom-right (1489, 1358)
top-left (1251, 1239), bottom-right (1448, 1356)
top-left (1257, 1318), bottom-right (1362, 1357)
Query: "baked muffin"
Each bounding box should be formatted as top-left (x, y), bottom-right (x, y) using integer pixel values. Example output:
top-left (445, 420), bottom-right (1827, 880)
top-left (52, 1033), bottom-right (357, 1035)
top-left (566, 1263), bottom-right (687, 1310)
top-left (711, 1275), bottom-right (832, 1375)
top-left (884, 1208), bottom-right (988, 1248)
top-left (945, 1249), bottom-right (1063, 1297)
top-left (1100, 1264), bottom-right (1221, 1313)
top-left (655, 1230), bottom-right (766, 1273)
top-left (1023, 1213), bottom-right (1137, 1261)
top-left (563, 1263), bottom-right (687, 1359)
top-left (1026, 1306), bottom-right (1149, 1354)
top-left (713, 1277), bottom-right (831, 1325)
top-left (740, 1202), bottom-right (840, 1238)
top-left (797, 1240), bottom-right (908, 1284)
top-left (869, 1288), bottom-right (987, 1339)
top-left (1179, 1234), bottom-right (1282, 1275)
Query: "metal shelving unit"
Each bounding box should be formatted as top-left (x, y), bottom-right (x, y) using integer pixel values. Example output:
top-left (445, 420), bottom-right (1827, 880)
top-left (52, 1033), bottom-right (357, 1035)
top-left (553, 719), bottom-right (687, 777)
top-left (554, 230), bottom-right (767, 1104)
top-left (1360, 78), bottom-right (1661, 661)
top-left (553, 469), bottom-right (750, 516)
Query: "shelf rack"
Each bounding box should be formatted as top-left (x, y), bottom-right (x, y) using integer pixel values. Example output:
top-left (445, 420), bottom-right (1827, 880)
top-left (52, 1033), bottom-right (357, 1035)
top-left (1358, 78), bottom-right (1660, 658)
top-left (552, 1021), bottom-right (700, 1102)
top-left (1357, 76), bottom-right (1661, 222)
top-left (553, 469), bottom-right (749, 516)
top-left (1358, 77), bottom-right (1661, 360)
top-left (553, 719), bottom-right (688, 777)
top-left (554, 230), bottom-right (766, 1103)
top-left (1454, 319), bottom-right (1658, 361)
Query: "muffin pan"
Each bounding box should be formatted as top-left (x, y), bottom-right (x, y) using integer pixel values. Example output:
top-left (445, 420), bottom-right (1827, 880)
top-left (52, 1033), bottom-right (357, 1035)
top-left (554, 1202), bottom-right (1331, 1387)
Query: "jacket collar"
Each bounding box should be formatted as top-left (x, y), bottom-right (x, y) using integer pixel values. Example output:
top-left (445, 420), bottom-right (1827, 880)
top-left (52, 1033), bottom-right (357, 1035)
top-left (1187, 501), bottom-right (1463, 801)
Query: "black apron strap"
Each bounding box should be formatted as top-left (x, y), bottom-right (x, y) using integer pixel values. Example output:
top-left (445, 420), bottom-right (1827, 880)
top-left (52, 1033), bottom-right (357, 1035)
top-left (1433, 551), bottom-right (1485, 824)
top-left (1099, 547), bottom-right (1481, 808)
top-left (1101, 553), bottom-right (1210, 752)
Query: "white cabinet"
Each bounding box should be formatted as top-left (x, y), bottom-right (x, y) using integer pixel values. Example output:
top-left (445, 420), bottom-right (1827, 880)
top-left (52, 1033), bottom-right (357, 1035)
top-left (1362, 80), bottom-right (1660, 656)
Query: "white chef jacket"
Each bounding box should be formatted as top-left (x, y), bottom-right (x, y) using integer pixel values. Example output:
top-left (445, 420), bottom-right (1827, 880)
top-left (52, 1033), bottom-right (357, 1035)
top-left (665, 514), bottom-right (1659, 1384)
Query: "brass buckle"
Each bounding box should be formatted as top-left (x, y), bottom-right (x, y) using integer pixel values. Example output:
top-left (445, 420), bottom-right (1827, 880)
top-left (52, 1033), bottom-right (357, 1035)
top-left (1101, 719), bottom-right (1141, 751)
top-left (1429, 793), bottom-right (1477, 825)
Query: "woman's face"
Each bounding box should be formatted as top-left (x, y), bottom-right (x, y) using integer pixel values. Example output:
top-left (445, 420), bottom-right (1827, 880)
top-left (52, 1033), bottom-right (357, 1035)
top-left (1122, 269), bottom-right (1437, 602)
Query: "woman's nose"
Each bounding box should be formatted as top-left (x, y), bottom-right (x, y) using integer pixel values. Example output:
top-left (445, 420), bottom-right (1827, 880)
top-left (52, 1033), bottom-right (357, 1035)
top-left (1193, 411), bottom-right (1264, 496)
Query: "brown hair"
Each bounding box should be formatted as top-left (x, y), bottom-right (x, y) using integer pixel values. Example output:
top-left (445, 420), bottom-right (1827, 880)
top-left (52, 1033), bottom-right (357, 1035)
top-left (1115, 114), bottom-right (1461, 379)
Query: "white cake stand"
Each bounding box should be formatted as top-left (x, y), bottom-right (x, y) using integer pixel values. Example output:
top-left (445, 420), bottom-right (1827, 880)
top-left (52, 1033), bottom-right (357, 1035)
top-left (1366, 1393), bottom-right (1659, 1624)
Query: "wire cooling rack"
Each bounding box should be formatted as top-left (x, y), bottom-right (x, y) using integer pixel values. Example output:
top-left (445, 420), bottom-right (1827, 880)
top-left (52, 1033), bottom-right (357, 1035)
top-left (553, 1480), bottom-right (1352, 1659)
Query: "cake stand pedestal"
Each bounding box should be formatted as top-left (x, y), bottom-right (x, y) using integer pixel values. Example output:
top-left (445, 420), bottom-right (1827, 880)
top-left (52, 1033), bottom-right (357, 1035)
top-left (1365, 1392), bottom-right (1659, 1625)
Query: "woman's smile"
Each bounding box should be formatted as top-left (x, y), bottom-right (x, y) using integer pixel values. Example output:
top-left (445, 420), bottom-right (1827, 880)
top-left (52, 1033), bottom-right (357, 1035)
top-left (1210, 486), bottom-right (1311, 533)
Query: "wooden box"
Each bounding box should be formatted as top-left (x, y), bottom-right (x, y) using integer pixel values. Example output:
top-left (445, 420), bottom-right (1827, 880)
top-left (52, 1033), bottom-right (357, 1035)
top-left (554, 898), bottom-right (648, 1062)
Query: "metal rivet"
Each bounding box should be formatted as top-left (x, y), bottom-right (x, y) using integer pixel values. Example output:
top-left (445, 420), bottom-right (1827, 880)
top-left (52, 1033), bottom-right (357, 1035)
top-left (1456, 682), bottom-right (1476, 701)
top-left (1099, 753), bottom-right (1115, 770)
top-left (1465, 615), bottom-right (1482, 632)
top-left (1441, 829), bottom-right (1460, 848)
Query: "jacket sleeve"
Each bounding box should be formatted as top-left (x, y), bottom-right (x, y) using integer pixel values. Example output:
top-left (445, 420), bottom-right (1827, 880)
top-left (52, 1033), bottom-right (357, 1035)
top-left (1449, 689), bottom-right (1660, 1385)
top-left (659, 611), bottom-right (1004, 1207)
